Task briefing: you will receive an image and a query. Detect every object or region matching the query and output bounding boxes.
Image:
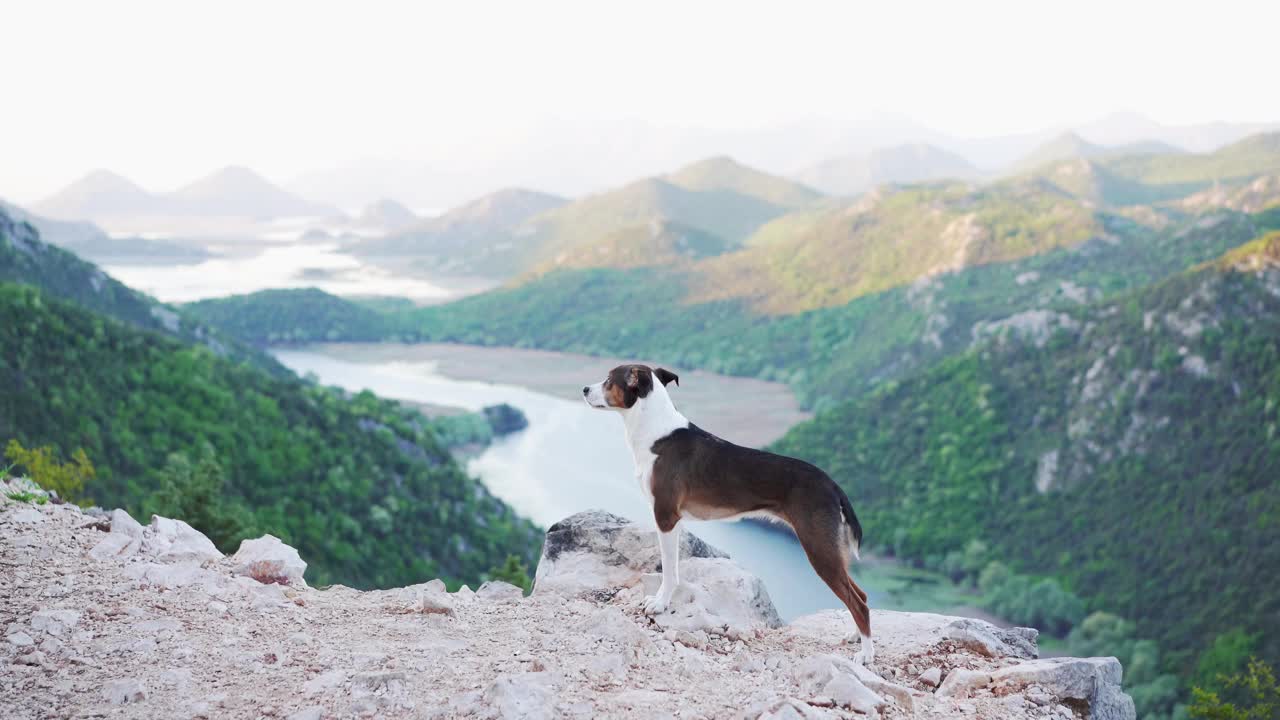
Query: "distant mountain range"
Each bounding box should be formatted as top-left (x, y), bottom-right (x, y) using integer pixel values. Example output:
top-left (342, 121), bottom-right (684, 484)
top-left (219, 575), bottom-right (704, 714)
top-left (0, 198), bottom-right (210, 262)
top-left (283, 113), bottom-right (1279, 209)
top-left (34, 166), bottom-right (339, 223)
top-left (1009, 132), bottom-right (1186, 174)
top-left (796, 144), bottom-right (979, 196)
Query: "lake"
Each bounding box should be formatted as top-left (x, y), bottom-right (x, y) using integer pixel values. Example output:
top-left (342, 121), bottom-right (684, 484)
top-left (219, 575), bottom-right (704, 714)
top-left (274, 344), bottom-right (883, 621)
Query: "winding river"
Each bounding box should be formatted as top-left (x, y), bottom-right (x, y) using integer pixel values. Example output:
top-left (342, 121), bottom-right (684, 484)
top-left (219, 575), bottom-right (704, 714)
top-left (274, 344), bottom-right (884, 620)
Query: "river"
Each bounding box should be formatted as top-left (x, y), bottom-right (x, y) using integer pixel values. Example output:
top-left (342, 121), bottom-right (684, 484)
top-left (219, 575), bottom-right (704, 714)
top-left (274, 344), bottom-right (884, 621)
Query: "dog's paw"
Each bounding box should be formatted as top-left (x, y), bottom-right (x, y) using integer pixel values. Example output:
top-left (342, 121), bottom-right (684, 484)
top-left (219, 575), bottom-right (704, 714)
top-left (642, 594), bottom-right (670, 616)
top-left (854, 636), bottom-right (875, 665)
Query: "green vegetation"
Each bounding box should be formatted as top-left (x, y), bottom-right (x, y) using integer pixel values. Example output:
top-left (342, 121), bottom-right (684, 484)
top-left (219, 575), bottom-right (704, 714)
top-left (4, 439), bottom-right (95, 505)
top-left (0, 208), bottom-right (279, 373)
top-left (144, 443), bottom-right (257, 553)
top-left (770, 254), bottom-right (1280, 691)
top-left (0, 281), bottom-right (540, 589)
top-left (185, 288), bottom-right (394, 344)
top-left (1026, 131), bottom-right (1280, 206)
top-left (1066, 613), bottom-right (1185, 719)
top-left (5, 491), bottom-right (48, 505)
top-left (1191, 659), bottom-right (1280, 720)
top-left (486, 554), bottom-right (533, 594)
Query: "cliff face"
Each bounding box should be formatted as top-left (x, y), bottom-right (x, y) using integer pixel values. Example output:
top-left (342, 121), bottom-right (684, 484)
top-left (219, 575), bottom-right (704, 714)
top-left (0, 486), bottom-right (1134, 720)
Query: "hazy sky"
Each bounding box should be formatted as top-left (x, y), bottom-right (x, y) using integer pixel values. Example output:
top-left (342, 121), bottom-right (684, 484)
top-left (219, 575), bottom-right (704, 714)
top-left (3, 0), bottom-right (1278, 203)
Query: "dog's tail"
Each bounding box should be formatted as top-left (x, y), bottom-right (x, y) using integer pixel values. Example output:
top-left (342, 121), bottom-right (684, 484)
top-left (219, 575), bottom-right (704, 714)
top-left (837, 488), bottom-right (864, 562)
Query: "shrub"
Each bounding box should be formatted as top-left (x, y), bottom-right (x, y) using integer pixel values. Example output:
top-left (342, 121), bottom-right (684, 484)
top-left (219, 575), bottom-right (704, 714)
top-left (1190, 658), bottom-right (1280, 720)
top-left (487, 555), bottom-right (533, 594)
top-left (4, 439), bottom-right (94, 505)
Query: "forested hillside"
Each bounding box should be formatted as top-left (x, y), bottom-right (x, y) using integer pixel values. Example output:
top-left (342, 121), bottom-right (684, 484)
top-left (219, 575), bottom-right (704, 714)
top-left (0, 282), bottom-right (540, 588)
top-left (0, 207), bottom-right (276, 372)
top-left (773, 235), bottom-right (1280, 703)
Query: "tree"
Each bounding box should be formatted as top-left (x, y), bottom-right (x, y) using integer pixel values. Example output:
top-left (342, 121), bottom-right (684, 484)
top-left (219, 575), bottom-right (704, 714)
top-left (145, 444), bottom-right (254, 553)
top-left (487, 555), bottom-right (533, 594)
top-left (1190, 658), bottom-right (1280, 720)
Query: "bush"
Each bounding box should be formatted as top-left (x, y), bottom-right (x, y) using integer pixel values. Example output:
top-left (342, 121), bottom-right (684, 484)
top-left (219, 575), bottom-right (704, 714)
top-left (4, 439), bottom-right (94, 505)
top-left (487, 554), bottom-right (533, 594)
top-left (1190, 658), bottom-right (1280, 720)
top-left (144, 444), bottom-right (255, 553)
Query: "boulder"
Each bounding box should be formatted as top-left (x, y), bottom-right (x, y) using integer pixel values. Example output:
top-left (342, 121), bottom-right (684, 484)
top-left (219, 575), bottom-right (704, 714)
top-left (794, 655), bottom-right (884, 715)
top-left (936, 668), bottom-right (992, 698)
top-left (534, 510), bottom-right (780, 634)
top-left (143, 516), bottom-right (222, 564)
top-left (477, 580), bottom-right (525, 603)
top-left (230, 534), bottom-right (308, 587)
top-left (533, 510), bottom-right (726, 596)
top-left (477, 671), bottom-right (559, 720)
top-left (943, 618), bottom-right (1039, 659)
top-left (640, 558), bottom-right (782, 636)
top-left (989, 657), bottom-right (1135, 720)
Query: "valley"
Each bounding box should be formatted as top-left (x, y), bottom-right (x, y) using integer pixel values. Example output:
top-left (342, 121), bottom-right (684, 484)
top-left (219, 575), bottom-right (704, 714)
top-left (5, 124), bottom-right (1280, 720)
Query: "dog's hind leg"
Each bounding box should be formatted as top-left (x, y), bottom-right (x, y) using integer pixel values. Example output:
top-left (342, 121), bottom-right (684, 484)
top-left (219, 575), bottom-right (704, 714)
top-left (644, 502), bottom-right (682, 615)
top-left (790, 508), bottom-right (874, 664)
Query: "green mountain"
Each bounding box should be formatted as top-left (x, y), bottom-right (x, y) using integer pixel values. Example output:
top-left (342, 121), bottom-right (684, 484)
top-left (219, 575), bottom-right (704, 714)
top-left (522, 159), bottom-right (820, 275)
top-left (348, 188), bottom-right (568, 277)
top-left (665, 155), bottom-right (823, 207)
top-left (695, 179), bottom-right (1101, 313)
top-left (1027, 131), bottom-right (1280, 206)
top-left (770, 232), bottom-right (1280, 685)
top-left (0, 207), bottom-right (268, 370)
top-left (349, 158), bottom-right (819, 279)
top-left (796, 143), bottom-right (980, 196)
top-left (185, 288), bottom-right (396, 345)
top-left (0, 281), bottom-right (540, 588)
top-left (1010, 131), bottom-right (1184, 174)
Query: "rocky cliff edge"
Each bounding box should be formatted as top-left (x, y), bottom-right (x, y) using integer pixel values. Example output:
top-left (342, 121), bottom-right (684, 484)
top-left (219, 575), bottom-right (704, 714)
top-left (1, 481), bottom-right (1134, 719)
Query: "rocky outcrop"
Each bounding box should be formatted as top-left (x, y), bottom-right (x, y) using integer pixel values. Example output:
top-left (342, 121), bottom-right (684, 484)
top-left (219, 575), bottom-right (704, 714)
top-left (1, 491), bottom-right (1135, 719)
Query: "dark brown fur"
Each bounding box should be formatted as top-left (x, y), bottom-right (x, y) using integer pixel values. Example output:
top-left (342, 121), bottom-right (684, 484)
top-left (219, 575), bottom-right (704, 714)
top-left (649, 422), bottom-right (871, 637)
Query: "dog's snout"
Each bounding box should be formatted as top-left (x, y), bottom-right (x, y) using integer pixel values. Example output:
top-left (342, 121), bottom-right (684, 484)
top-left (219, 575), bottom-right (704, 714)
top-left (582, 386), bottom-right (590, 396)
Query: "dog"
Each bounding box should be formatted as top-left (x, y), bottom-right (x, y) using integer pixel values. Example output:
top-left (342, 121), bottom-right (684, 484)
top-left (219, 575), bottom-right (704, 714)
top-left (583, 363), bottom-right (873, 663)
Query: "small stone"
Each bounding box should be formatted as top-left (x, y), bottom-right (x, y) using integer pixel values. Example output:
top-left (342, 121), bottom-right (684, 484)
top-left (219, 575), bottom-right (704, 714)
top-left (919, 666), bottom-right (943, 687)
top-left (420, 591), bottom-right (455, 616)
top-left (425, 578), bottom-right (446, 592)
top-left (207, 601), bottom-right (229, 614)
top-left (16, 650), bottom-right (46, 666)
top-left (30, 609), bottom-right (80, 637)
top-left (287, 708), bottom-right (323, 720)
top-left (6, 631), bottom-right (34, 647)
top-left (103, 678), bottom-right (147, 704)
top-left (476, 580), bottom-right (524, 603)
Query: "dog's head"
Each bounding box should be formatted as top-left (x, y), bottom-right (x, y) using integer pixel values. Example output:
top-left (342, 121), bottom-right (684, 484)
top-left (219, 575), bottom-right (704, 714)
top-left (582, 364), bottom-right (679, 411)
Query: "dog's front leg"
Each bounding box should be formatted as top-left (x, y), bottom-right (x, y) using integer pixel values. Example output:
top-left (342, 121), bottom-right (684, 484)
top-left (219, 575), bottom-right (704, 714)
top-left (643, 522), bottom-right (681, 615)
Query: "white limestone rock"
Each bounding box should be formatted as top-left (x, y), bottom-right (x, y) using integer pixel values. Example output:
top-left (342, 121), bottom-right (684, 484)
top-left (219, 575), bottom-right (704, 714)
top-left (142, 515), bottom-right (222, 564)
top-left (532, 510), bottom-right (728, 597)
top-left (989, 657), bottom-right (1134, 720)
top-left (536, 510), bottom-right (780, 636)
top-left (230, 534), bottom-right (308, 587)
top-left (477, 580), bottom-right (525, 603)
top-left (943, 617), bottom-right (1039, 659)
top-left (794, 655), bottom-right (885, 715)
top-left (103, 678), bottom-right (147, 704)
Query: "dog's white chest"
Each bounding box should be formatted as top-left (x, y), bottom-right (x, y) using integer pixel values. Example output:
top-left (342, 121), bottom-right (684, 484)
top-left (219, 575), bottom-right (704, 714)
top-left (632, 450), bottom-right (658, 502)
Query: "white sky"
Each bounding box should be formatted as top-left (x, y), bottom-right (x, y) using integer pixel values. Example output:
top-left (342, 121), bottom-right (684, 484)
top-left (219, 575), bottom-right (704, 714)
top-left (2, 0), bottom-right (1277, 203)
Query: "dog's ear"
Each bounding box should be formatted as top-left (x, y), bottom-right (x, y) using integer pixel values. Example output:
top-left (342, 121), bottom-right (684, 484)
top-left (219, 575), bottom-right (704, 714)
top-left (626, 366), bottom-right (643, 389)
top-left (655, 368), bottom-right (679, 387)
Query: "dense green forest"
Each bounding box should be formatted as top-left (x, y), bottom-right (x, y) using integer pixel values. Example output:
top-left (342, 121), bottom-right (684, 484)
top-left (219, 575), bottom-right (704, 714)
top-left (772, 241), bottom-right (1280, 717)
top-left (0, 281), bottom-right (541, 589)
